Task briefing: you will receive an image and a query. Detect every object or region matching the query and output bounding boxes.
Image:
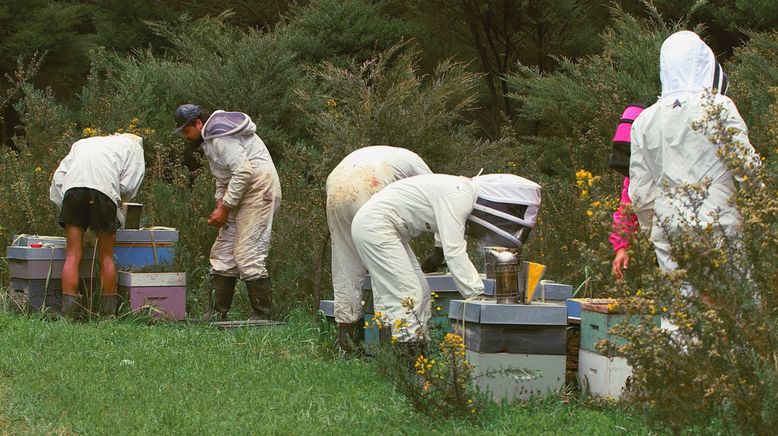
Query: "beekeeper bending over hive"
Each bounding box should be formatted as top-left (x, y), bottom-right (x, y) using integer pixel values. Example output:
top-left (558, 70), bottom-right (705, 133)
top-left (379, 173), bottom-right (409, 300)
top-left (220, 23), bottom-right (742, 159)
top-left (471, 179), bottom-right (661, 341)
top-left (50, 133), bottom-right (145, 319)
top-left (327, 146), bottom-right (432, 351)
top-left (351, 173), bottom-right (540, 345)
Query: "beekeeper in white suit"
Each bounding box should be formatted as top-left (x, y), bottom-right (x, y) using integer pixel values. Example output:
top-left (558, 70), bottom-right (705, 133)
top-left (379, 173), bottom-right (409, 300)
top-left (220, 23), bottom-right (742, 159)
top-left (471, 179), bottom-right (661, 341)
top-left (327, 146), bottom-right (432, 351)
top-left (351, 173), bottom-right (540, 349)
top-left (629, 31), bottom-right (760, 283)
top-left (174, 104), bottom-right (281, 320)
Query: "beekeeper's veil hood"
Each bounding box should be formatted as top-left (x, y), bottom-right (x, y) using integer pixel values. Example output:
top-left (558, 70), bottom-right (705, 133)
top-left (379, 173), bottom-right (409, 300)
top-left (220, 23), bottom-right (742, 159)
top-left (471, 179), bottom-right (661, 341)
top-left (469, 173), bottom-right (541, 248)
top-left (660, 30), bottom-right (728, 100)
top-left (202, 110), bottom-right (256, 140)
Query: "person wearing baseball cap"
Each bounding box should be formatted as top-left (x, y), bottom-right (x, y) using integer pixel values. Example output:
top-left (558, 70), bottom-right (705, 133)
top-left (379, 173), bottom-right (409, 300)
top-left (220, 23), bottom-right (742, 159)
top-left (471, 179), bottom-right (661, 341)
top-left (173, 104), bottom-right (282, 321)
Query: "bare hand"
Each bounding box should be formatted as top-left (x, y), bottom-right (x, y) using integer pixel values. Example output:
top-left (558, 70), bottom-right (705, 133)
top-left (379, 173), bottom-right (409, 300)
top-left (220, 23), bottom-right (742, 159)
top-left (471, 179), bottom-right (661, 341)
top-left (207, 199), bottom-right (230, 228)
top-left (612, 248), bottom-right (629, 281)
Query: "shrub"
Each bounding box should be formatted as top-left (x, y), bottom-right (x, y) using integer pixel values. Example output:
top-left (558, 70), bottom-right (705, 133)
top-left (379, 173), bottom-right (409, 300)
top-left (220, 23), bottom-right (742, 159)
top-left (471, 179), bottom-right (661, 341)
top-left (607, 92), bottom-right (778, 434)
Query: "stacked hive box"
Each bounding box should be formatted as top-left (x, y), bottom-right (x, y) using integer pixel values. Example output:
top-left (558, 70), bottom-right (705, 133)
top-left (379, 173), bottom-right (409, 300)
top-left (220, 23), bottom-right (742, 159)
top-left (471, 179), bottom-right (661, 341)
top-left (114, 228), bottom-right (183, 319)
top-left (449, 300), bottom-right (568, 400)
top-left (114, 228), bottom-right (178, 268)
top-left (577, 299), bottom-right (660, 399)
top-left (6, 235), bottom-right (96, 313)
top-left (117, 271), bottom-right (186, 320)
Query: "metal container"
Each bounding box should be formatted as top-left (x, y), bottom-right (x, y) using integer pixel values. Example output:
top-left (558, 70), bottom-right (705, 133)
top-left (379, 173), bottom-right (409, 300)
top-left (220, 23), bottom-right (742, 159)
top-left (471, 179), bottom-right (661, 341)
top-left (494, 250), bottom-right (519, 304)
top-left (481, 246), bottom-right (508, 279)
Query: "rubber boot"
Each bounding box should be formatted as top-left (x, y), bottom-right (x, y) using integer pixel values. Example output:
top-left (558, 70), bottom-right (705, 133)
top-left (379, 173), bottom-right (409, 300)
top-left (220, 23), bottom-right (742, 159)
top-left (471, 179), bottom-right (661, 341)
top-left (203, 275), bottom-right (236, 321)
top-left (99, 294), bottom-right (117, 318)
top-left (337, 322), bottom-right (364, 355)
top-left (246, 277), bottom-right (272, 320)
top-left (61, 294), bottom-right (84, 320)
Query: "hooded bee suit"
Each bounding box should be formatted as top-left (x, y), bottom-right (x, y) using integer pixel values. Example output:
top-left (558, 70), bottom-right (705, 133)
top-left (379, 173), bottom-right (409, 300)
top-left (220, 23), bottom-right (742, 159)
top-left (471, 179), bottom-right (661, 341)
top-left (326, 146), bottom-right (432, 325)
top-left (203, 110), bottom-right (282, 280)
top-left (351, 173), bottom-right (540, 341)
top-left (629, 31), bottom-right (760, 278)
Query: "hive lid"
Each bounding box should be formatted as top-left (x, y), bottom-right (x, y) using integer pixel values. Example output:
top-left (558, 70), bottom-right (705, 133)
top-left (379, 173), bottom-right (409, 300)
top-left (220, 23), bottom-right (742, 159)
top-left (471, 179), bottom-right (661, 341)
top-left (448, 300), bottom-right (567, 325)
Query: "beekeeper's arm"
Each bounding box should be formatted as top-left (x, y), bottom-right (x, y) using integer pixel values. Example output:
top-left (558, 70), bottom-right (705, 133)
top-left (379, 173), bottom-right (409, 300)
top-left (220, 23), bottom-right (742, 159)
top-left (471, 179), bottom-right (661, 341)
top-left (206, 136), bottom-right (254, 227)
top-left (119, 140), bottom-right (146, 203)
top-left (212, 136), bottom-right (253, 208)
top-left (433, 192), bottom-right (483, 298)
top-left (49, 152), bottom-right (74, 209)
top-left (628, 120), bottom-right (657, 234)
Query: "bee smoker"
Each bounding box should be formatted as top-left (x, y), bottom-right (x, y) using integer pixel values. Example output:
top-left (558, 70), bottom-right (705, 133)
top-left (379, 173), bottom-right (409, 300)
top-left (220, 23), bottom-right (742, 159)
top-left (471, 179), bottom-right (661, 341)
top-left (493, 250), bottom-right (521, 304)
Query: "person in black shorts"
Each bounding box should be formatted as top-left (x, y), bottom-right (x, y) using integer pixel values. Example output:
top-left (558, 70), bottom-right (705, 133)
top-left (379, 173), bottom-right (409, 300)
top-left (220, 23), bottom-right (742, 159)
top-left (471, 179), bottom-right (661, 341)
top-left (50, 133), bottom-right (145, 319)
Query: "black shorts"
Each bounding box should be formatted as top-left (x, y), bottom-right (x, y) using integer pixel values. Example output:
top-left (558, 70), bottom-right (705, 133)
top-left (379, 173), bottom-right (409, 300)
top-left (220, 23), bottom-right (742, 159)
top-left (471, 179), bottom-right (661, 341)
top-left (58, 188), bottom-right (118, 233)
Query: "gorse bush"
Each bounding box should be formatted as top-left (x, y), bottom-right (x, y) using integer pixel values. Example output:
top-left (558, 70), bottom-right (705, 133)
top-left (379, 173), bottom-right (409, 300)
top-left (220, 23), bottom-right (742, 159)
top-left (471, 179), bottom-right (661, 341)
top-left (601, 92), bottom-right (778, 434)
top-left (372, 296), bottom-right (489, 422)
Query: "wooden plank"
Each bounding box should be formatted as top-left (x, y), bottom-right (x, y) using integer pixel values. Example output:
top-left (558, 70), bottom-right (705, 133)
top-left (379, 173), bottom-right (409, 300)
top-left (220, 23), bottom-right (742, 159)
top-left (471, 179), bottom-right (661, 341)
top-left (209, 319), bottom-right (284, 330)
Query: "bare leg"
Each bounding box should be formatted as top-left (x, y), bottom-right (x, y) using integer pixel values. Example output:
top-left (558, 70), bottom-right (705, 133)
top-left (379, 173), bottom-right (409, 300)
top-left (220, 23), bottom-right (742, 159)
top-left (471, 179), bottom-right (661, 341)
top-left (62, 225), bottom-right (85, 296)
top-left (97, 232), bottom-right (116, 295)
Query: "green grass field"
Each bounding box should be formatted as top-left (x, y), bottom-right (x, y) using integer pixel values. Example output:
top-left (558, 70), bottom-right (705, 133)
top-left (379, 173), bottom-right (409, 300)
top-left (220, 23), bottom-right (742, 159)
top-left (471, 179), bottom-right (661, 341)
top-left (0, 312), bottom-right (657, 435)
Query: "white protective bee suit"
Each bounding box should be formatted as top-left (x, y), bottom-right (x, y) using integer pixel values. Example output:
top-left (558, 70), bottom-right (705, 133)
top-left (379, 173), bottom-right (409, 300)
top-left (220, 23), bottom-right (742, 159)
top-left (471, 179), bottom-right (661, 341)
top-left (50, 133), bottom-right (145, 212)
top-left (351, 173), bottom-right (540, 340)
top-left (326, 146), bottom-right (432, 325)
top-left (203, 111), bottom-right (282, 280)
top-left (629, 31), bottom-right (760, 277)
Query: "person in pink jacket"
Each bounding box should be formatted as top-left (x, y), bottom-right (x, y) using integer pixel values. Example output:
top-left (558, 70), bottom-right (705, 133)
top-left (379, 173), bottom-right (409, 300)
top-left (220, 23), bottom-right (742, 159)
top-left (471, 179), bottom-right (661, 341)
top-left (610, 177), bottom-right (638, 280)
top-left (607, 104), bottom-right (643, 280)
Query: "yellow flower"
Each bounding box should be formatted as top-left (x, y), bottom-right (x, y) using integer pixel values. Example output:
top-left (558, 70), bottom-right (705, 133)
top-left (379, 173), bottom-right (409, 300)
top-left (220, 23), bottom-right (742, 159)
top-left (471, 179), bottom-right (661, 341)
top-left (326, 98), bottom-right (337, 109)
top-left (586, 209), bottom-right (593, 217)
top-left (34, 166), bottom-right (42, 173)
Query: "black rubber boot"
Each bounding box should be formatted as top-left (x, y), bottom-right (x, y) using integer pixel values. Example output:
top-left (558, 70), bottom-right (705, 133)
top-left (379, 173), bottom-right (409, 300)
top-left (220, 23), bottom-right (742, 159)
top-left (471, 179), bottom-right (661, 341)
top-left (99, 294), bottom-right (117, 318)
top-left (204, 275), bottom-right (236, 320)
top-left (246, 277), bottom-right (272, 320)
top-left (337, 322), bottom-right (364, 355)
top-left (61, 294), bottom-right (84, 320)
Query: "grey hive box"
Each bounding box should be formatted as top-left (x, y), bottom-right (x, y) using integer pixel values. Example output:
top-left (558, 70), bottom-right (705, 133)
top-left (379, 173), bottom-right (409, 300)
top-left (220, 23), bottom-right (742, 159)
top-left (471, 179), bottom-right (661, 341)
top-left (449, 300), bottom-right (567, 400)
top-left (8, 277), bottom-right (98, 314)
top-left (534, 281), bottom-right (573, 301)
top-left (7, 245), bottom-right (96, 280)
top-left (449, 300), bottom-right (568, 354)
top-left (467, 351), bottom-right (566, 401)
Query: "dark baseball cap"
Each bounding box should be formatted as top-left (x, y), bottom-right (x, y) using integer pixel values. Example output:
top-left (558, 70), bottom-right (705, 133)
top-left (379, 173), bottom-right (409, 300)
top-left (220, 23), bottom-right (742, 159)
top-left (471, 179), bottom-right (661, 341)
top-left (172, 104), bottom-right (202, 134)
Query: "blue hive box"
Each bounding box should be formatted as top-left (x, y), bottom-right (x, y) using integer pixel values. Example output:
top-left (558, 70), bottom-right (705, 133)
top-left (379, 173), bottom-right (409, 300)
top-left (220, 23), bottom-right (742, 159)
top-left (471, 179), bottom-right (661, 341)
top-left (114, 228), bottom-right (178, 268)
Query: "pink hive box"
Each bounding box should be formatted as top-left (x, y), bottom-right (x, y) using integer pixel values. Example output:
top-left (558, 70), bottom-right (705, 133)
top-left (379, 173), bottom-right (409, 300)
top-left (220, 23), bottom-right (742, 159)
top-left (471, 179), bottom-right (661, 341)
top-left (117, 271), bottom-right (186, 320)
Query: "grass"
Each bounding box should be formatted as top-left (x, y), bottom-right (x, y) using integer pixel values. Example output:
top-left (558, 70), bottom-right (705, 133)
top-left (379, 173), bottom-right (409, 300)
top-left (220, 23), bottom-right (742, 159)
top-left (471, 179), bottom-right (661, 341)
top-left (0, 311), bottom-right (657, 435)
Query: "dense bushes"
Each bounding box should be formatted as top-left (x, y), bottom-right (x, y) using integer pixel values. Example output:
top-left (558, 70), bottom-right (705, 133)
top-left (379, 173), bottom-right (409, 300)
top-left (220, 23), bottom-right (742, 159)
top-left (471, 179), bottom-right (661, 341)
top-left (1, 2), bottom-right (777, 431)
